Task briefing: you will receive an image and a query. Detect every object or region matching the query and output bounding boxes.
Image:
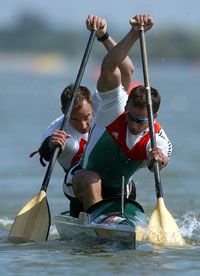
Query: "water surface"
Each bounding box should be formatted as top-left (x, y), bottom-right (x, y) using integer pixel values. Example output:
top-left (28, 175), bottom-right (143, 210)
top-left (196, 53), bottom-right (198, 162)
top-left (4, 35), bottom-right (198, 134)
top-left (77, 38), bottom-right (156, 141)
top-left (0, 60), bottom-right (200, 275)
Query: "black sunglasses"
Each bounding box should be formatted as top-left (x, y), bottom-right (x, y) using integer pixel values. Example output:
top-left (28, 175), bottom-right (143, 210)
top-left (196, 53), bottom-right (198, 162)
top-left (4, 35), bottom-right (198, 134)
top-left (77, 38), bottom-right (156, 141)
top-left (125, 111), bottom-right (149, 124)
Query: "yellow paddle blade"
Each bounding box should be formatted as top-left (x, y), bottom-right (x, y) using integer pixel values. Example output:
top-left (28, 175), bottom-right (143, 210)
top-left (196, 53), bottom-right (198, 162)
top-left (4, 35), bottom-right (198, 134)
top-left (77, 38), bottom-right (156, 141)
top-left (9, 190), bottom-right (50, 243)
top-left (147, 197), bottom-right (185, 247)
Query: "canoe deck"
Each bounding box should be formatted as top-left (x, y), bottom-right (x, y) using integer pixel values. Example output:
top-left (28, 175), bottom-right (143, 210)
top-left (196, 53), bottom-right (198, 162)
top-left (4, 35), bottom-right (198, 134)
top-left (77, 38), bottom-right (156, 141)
top-left (54, 198), bottom-right (147, 249)
top-left (55, 212), bottom-right (136, 243)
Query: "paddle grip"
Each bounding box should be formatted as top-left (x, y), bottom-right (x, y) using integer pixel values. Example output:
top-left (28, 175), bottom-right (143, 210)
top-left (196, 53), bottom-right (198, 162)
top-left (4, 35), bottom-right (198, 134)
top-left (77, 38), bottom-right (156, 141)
top-left (61, 29), bottom-right (96, 131)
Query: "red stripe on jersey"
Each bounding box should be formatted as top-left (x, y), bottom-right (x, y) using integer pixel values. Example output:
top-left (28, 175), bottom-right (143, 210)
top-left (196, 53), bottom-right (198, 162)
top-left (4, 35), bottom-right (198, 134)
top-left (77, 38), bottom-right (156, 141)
top-left (106, 112), bottom-right (161, 160)
top-left (71, 138), bottom-right (87, 165)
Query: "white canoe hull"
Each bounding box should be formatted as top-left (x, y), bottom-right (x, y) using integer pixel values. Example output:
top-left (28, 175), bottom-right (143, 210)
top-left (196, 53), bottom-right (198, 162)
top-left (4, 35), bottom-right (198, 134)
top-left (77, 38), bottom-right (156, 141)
top-left (55, 212), bottom-right (137, 247)
top-left (54, 198), bottom-right (146, 248)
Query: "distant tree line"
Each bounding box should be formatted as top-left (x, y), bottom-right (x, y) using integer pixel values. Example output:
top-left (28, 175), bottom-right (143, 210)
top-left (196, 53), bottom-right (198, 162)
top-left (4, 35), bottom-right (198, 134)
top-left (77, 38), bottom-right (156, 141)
top-left (0, 13), bottom-right (199, 61)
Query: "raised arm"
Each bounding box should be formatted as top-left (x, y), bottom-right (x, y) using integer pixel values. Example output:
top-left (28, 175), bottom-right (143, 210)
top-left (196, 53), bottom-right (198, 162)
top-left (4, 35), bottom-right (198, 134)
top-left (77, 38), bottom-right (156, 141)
top-left (97, 15), bottom-right (153, 92)
top-left (86, 15), bottom-right (134, 91)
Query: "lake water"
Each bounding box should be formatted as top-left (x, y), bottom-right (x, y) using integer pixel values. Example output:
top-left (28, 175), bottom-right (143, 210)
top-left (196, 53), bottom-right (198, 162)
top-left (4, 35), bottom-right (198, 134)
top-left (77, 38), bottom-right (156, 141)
top-left (0, 57), bottom-right (200, 275)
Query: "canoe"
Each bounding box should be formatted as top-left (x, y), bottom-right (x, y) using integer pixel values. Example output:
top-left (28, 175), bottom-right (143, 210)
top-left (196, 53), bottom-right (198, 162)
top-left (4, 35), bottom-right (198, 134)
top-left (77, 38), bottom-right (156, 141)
top-left (54, 197), bottom-right (147, 249)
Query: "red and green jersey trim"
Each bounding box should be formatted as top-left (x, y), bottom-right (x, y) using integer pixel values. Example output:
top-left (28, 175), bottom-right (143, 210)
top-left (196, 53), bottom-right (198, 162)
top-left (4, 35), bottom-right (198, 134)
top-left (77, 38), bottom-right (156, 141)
top-left (82, 112), bottom-right (162, 188)
top-left (106, 112), bottom-right (161, 160)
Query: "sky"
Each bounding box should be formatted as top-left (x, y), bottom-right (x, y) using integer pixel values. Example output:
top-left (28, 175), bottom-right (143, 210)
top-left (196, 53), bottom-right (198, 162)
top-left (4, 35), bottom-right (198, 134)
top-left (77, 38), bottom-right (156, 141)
top-left (1, 0), bottom-right (200, 32)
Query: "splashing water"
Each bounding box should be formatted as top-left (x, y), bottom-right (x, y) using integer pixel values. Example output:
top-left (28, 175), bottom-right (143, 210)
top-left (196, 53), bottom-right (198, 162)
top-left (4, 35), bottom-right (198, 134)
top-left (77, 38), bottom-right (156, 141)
top-left (49, 224), bottom-right (59, 239)
top-left (0, 217), bottom-right (13, 227)
top-left (177, 212), bottom-right (200, 244)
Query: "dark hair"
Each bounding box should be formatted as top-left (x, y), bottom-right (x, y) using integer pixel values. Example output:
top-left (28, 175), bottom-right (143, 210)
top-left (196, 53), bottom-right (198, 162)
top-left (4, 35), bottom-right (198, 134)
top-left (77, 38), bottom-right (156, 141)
top-left (127, 85), bottom-right (161, 114)
top-left (60, 84), bottom-right (92, 110)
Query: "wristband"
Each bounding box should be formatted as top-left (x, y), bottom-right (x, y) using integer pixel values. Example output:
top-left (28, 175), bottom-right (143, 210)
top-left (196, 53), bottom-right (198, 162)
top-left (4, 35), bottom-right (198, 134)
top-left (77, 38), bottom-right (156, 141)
top-left (97, 32), bottom-right (109, 42)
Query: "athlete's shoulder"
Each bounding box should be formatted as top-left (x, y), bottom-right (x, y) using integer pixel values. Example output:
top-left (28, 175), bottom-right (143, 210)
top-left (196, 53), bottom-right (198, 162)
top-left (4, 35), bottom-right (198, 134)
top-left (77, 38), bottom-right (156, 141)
top-left (42, 115), bottom-right (64, 141)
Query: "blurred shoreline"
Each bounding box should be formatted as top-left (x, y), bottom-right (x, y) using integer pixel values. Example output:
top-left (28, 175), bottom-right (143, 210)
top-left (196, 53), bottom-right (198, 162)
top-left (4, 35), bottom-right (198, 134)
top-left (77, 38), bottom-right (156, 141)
top-left (0, 53), bottom-right (199, 78)
top-left (0, 13), bottom-right (200, 63)
top-left (0, 53), bottom-right (68, 76)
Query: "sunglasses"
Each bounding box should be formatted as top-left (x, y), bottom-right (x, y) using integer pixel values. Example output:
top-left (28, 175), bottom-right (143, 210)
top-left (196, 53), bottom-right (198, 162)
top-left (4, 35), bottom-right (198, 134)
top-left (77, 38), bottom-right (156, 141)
top-left (125, 111), bottom-right (149, 124)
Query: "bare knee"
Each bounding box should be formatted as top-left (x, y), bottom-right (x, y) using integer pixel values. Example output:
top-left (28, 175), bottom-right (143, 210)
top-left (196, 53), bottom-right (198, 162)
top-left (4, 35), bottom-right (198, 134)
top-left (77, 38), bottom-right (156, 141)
top-left (72, 169), bottom-right (102, 207)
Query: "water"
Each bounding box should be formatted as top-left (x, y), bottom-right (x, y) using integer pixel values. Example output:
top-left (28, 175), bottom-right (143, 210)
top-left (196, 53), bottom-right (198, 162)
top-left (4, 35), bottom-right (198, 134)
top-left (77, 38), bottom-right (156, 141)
top-left (0, 58), bottom-right (200, 275)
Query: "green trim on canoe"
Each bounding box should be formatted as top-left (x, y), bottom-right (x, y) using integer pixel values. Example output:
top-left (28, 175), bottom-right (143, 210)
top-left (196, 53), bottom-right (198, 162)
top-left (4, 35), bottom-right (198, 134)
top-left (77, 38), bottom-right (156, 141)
top-left (59, 198), bottom-right (146, 229)
top-left (60, 211), bottom-right (70, 216)
top-left (87, 197), bottom-right (144, 220)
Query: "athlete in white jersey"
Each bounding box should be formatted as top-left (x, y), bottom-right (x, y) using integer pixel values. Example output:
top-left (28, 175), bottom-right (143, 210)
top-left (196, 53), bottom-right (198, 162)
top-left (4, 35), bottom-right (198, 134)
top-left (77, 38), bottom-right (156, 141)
top-left (31, 15), bottom-right (135, 217)
top-left (40, 88), bottom-right (101, 171)
top-left (37, 15), bottom-right (134, 171)
top-left (68, 15), bottom-right (172, 213)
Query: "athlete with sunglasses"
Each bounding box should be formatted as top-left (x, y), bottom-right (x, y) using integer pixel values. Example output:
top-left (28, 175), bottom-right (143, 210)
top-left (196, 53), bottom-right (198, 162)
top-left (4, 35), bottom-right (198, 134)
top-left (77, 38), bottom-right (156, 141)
top-left (65, 14), bottom-right (172, 214)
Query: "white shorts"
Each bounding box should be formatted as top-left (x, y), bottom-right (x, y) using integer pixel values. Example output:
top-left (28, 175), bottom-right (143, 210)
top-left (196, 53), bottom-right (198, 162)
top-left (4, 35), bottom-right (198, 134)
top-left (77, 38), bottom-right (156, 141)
top-left (63, 164), bottom-right (82, 198)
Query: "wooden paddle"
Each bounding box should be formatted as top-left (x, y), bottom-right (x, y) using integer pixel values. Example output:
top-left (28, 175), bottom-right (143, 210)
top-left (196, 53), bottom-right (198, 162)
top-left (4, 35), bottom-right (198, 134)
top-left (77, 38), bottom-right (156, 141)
top-left (8, 28), bottom-right (97, 243)
top-left (130, 19), bottom-right (184, 246)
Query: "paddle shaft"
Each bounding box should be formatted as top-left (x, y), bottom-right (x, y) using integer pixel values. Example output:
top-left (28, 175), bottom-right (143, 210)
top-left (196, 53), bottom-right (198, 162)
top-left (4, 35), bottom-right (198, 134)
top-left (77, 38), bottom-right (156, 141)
top-left (139, 26), bottom-right (163, 198)
top-left (121, 176), bottom-right (125, 215)
top-left (41, 29), bottom-right (96, 192)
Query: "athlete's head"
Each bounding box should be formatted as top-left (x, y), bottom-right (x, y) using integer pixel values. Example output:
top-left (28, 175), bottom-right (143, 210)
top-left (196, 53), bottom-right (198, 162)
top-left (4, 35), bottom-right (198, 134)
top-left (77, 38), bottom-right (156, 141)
top-left (125, 85), bottom-right (160, 135)
top-left (61, 84), bottom-right (93, 134)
